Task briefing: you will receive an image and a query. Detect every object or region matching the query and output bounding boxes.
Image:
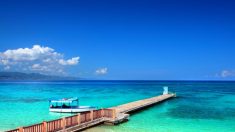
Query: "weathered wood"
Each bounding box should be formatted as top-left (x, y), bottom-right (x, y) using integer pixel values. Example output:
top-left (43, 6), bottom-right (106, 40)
top-left (62, 117), bottom-right (66, 130)
top-left (18, 127), bottom-right (23, 132)
top-left (112, 109), bottom-right (116, 119)
top-left (77, 113), bottom-right (81, 125)
top-left (42, 121), bottom-right (47, 132)
top-left (5, 128), bottom-right (19, 132)
top-left (101, 109), bottom-right (104, 117)
top-left (90, 110), bottom-right (94, 121)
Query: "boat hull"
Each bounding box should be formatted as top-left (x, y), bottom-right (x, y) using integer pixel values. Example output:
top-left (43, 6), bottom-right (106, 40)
top-left (49, 106), bottom-right (97, 113)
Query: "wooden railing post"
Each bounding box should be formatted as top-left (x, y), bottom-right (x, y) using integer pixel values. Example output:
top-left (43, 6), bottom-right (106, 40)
top-left (101, 109), bottom-right (104, 117)
top-left (42, 121), bottom-right (47, 132)
top-left (112, 109), bottom-right (116, 119)
top-left (77, 113), bottom-right (81, 124)
top-left (62, 117), bottom-right (66, 130)
top-left (90, 110), bottom-right (94, 121)
top-left (18, 127), bottom-right (23, 132)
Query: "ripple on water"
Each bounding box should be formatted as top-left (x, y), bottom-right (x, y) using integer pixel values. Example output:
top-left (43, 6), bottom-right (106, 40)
top-left (1, 97), bottom-right (45, 103)
top-left (166, 105), bottom-right (235, 120)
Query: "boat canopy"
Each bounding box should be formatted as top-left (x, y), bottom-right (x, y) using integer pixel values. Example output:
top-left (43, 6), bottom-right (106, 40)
top-left (49, 97), bottom-right (78, 103)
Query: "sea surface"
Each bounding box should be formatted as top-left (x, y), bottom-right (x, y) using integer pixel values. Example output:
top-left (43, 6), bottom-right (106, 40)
top-left (0, 81), bottom-right (235, 132)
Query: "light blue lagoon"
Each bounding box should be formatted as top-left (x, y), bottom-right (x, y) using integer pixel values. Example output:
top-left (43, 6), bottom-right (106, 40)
top-left (0, 81), bottom-right (235, 132)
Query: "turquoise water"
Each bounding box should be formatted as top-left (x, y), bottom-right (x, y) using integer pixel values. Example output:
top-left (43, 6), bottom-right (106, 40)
top-left (0, 81), bottom-right (235, 132)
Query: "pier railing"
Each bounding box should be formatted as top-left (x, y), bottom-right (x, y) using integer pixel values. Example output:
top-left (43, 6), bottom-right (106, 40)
top-left (65, 114), bottom-right (78, 128)
top-left (47, 118), bottom-right (63, 132)
top-left (23, 123), bottom-right (44, 132)
top-left (103, 108), bottom-right (116, 119)
top-left (6, 109), bottom-right (116, 132)
top-left (93, 109), bottom-right (102, 119)
top-left (6, 129), bottom-right (19, 132)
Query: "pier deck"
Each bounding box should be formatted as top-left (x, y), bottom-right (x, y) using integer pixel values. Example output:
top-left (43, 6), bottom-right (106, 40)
top-left (6, 93), bottom-right (175, 132)
top-left (112, 93), bottom-right (175, 113)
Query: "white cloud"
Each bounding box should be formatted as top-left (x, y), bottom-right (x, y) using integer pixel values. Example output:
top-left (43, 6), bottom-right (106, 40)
top-left (31, 64), bottom-right (49, 72)
top-left (59, 57), bottom-right (79, 65)
top-left (1, 45), bottom-right (55, 61)
top-left (43, 58), bottom-right (51, 63)
top-left (95, 67), bottom-right (108, 75)
top-left (218, 70), bottom-right (235, 78)
top-left (0, 45), bottom-right (80, 75)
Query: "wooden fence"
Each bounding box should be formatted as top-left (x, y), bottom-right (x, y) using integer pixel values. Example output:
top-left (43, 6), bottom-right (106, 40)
top-left (93, 110), bottom-right (102, 120)
top-left (47, 119), bottom-right (63, 132)
top-left (65, 115), bottom-right (78, 128)
top-left (23, 123), bottom-right (44, 132)
top-left (6, 129), bottom-right (19, 132)
top-left (6, 109), bottom-right (116, 132)
top-left (104, 109), bottom-right (116, 119)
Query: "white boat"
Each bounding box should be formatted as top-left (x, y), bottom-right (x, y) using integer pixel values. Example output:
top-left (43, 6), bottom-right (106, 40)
top-left (49, 97), bottom-right (97, 113)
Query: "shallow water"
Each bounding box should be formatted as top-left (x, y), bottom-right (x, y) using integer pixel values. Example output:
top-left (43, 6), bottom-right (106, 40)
top-left (0, 81), bottom-right (235, 132)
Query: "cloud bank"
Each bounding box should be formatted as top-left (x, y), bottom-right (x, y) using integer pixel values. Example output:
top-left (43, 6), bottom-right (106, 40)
top-left (95, 67), bottom-right (108, 75)
top-left (0, 45), bottom-right (79, 75)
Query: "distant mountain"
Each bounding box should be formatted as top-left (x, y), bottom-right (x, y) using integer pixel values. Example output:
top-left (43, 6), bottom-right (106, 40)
top-left (0, 72), bottom-right (80, 81)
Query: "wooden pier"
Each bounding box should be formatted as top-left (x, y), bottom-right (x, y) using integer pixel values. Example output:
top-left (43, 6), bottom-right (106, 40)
top-left (112, 93), bottom-right (175, 113)
top-left (6, 93), bottom-right (175, 132)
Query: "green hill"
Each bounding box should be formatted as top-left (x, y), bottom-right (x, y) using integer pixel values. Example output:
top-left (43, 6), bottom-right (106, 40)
top-left (0, 72), bottom-right (79, 81)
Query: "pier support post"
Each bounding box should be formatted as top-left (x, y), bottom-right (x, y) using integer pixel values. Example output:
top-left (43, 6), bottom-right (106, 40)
top-left (19, 127), bottom-right (23, 132)
top-left (42, 121), bottom-right (47, 132)
top-left (62, 117), bottom-right (66, 130)
top-left (90, 110), bottom-right (94, 121)
top-left (77, 113), bottom-right (81, 124)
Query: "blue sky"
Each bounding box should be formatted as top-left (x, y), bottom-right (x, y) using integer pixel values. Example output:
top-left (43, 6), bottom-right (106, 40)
top-left (0, 0), bottom-right (235, 80)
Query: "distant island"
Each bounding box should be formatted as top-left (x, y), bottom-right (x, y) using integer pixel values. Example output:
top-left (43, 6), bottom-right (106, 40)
top-left (0, 72), bottom-right (80, 81)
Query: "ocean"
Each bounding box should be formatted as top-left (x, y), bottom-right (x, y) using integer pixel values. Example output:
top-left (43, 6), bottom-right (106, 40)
top-left (0, 81), bottom-right (235, 132)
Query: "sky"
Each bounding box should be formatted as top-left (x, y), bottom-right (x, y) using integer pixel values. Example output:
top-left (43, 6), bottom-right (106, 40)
top-left (0, 0), bottom-right (235, 80)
